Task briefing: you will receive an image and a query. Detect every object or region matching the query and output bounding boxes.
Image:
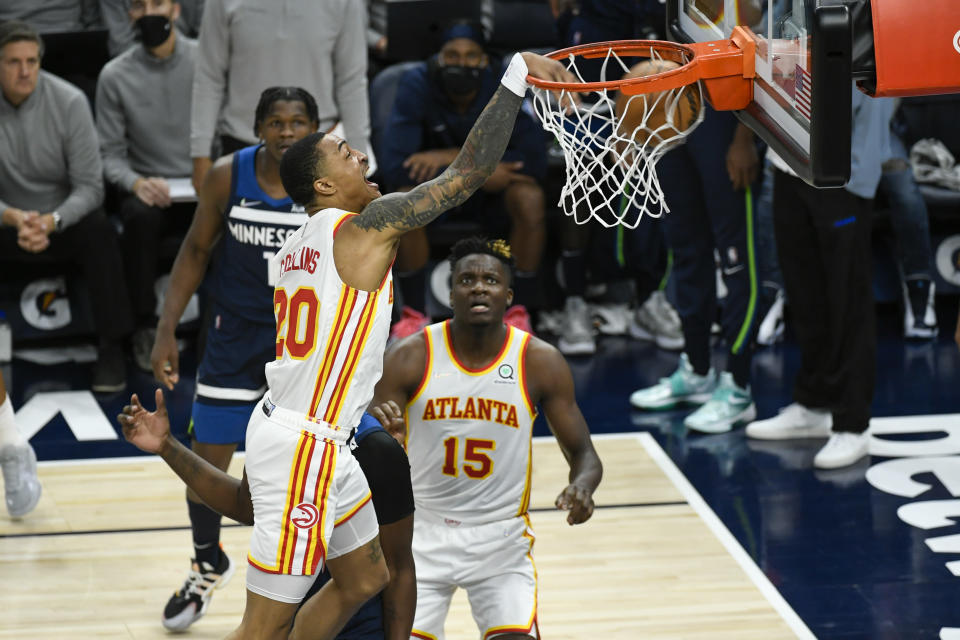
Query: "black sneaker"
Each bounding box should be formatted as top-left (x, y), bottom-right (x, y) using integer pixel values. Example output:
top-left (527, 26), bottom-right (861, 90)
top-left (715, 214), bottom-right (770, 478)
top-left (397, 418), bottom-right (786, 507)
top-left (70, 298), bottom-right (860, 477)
top-left (162, 551), bottom-right (235, 631)
top-left (92, 344), bottom-right (126, 393)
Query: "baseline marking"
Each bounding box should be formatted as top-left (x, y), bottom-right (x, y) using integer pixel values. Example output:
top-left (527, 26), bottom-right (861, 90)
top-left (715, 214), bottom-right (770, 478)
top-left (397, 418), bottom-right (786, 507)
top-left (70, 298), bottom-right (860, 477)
top-left (638, 431), bottom-right (816, 640)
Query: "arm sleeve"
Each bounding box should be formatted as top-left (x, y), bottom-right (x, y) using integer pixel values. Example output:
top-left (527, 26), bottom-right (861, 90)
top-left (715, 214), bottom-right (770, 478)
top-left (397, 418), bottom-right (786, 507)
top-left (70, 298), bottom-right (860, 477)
top-left (332, 0), bottom-right (372, 156)
top-left (380, 67), bottom-right (430, 191)
top-left (352, 430), bottom-right (415, 526)
top-left (502, 104), bottom-right (548, 180)
top-left (95, 71), bottom-right (141, 191)
top-left (191, 0), bottom-right (228, 158)
top-left (58, 93), bottom-right (105, 228)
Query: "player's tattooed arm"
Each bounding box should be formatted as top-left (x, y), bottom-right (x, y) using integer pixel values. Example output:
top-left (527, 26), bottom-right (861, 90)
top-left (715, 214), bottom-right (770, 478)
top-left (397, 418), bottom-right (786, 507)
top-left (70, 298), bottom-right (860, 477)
top-left (353, 86), bottom-right (524, 233)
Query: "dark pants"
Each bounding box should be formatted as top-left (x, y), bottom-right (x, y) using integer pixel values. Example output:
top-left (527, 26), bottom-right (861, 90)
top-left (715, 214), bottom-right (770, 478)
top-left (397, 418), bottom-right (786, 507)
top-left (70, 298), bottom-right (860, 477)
top-left (0, 209), bottom-right (133, 343)
top-left (773, 170), bottom-right (875, 433)
top-left (118, 195), bottom-right (193, 323)
top-left (658, 107), bottom-right (759, 386)
top-left (881, 134), bottom-right (933, 281)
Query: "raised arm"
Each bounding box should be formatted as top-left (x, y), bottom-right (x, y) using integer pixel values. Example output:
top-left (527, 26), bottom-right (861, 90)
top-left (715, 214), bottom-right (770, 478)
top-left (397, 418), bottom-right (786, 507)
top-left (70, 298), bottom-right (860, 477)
top-left (118, 390), bottom-right (253, 524)
top-left (526, 339), bottom-right (603, 525)
top-left (350, 53), bottom-right (572, 241)
top-left (150, 158), bottom-right (230, 389)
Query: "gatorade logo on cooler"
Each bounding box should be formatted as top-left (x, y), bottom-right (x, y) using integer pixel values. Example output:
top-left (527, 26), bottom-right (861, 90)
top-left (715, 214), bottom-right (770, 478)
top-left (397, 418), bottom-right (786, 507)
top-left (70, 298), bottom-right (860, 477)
top-left (21, 277), bottom-right (72, 330)
top-left (954, 29), bottom-right (960, 55)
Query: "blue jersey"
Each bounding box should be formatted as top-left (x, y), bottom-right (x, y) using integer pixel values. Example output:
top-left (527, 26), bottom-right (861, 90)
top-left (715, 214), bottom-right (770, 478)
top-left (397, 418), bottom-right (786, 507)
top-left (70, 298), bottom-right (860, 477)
top-left (207, 145), bottom-right (308, 325)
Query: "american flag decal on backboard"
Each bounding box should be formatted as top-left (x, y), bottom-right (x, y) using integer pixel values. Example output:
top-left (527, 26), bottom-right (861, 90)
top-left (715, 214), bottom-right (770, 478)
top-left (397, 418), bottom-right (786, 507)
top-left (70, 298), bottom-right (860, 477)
top-left (795, 64), bottom-right (812, 120)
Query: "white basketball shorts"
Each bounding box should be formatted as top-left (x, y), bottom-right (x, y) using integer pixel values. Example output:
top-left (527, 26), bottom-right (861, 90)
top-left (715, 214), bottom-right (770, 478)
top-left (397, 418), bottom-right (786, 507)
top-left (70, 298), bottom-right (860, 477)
top-left (244, 403), bottom-right (377, 603)
top-left (410, 512), bottom-right (539, 639)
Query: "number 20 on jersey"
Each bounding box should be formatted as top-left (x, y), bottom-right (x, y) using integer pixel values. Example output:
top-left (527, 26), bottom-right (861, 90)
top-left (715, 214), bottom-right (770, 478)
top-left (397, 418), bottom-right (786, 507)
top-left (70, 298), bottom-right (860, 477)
top-left (274, 287), bottom-right (320, 359)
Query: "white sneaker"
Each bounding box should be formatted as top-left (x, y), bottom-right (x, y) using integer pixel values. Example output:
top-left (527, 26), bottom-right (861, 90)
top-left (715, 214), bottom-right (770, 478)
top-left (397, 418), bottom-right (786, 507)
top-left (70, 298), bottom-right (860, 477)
top-left (745, 403), bottom-right (832, 440)
top-left (630, 290), bottom-right (684, 350)
top-left (813, 432), bottom-right (869, 469)
top-left (591, 303), bottom-right (631, 336)
top-left (684, 372), bottom-right (756, 433)
top-left (0, 443), bottom-right (42, 518)
top-left (558, 296), bottom-right (596, 355)
top-left (629, 353), bottom-right (716, 410)
top-left (903, 279), bottom-right (938, 339)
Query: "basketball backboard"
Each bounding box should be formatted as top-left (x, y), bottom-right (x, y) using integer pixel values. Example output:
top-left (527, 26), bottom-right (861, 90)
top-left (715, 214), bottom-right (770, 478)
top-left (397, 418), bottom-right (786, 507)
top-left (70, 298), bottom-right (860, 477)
top-left (668, 0), bottom-right (855, 186)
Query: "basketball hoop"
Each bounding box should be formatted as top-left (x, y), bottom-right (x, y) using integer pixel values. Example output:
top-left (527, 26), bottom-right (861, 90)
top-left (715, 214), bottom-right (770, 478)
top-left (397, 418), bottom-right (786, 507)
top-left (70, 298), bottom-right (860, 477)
top-left (526, 28), bottom-right (756, 227)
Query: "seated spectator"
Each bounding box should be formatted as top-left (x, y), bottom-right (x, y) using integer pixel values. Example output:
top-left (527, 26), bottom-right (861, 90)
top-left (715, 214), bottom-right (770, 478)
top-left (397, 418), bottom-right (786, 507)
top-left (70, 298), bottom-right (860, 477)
top-left (380, 20), bottom-right (546, 337)
top-left (96, 0), bottom-right (196, 371)
top-left (0, 0), bottom-right (100, 35)
top-left (100, 0), bottom-right (205, 56)
top-left (0, 21), bottom-right (133, 392)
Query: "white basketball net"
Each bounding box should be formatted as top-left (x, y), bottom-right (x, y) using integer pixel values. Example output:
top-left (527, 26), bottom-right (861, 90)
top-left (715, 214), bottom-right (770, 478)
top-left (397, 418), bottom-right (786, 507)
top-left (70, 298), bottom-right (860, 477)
top-left (529, 46), bottom-right (705, 228)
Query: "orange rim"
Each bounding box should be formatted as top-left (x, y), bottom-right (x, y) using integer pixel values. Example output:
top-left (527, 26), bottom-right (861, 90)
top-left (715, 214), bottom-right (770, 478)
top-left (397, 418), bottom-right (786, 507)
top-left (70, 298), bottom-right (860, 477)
top-left (526, 28), bottom-right (756, 106)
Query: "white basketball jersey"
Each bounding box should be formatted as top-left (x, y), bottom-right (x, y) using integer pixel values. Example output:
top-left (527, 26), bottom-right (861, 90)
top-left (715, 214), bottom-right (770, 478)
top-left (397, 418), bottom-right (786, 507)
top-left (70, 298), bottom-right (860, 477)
top-left (264, 209), bottom-right (393, 431)
top-left (406, 321), bottom-right (537, 524)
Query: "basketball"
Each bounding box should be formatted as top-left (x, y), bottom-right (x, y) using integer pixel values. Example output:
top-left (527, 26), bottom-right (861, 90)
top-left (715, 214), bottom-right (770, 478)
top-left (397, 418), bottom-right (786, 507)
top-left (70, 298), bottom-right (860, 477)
top-left (614, 58), bottom-right (702, 149)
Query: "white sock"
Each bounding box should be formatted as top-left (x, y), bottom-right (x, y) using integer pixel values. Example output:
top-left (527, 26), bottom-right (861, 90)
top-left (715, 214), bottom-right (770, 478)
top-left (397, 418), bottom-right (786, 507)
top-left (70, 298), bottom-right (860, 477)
top-left (0, 394), bottom-right (26, 449)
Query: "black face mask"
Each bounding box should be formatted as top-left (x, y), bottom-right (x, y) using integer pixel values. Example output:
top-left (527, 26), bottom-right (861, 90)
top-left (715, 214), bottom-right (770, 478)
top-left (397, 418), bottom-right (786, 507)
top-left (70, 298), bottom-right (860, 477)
top-left (135, 15), bottom-right (172, 48)
top-left (437, 65), bottom-right (483, 97)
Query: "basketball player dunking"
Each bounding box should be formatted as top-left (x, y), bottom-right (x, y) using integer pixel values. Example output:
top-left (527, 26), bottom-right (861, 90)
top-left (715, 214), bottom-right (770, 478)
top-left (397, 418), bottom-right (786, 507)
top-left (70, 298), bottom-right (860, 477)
top-left (130, 52), bottom-right (575, 640)
top-left (370, 237), bottom-right (603, 640)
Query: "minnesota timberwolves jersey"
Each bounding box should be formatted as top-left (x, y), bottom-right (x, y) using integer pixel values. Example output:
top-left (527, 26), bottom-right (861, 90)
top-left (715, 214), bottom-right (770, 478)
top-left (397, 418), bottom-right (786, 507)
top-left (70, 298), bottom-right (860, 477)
top-left (207, 145), bottom-right (308, 325)
top-left (405, 321), bottom-right (537, 524)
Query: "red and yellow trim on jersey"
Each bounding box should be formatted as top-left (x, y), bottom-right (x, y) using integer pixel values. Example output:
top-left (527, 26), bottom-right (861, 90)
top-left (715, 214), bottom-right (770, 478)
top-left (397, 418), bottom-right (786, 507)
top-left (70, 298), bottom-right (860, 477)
top-left (408, 326), bottom-right (434, 405)
top-left (247, 430), bottom-right (316, 574)
top-left (303, 442), bottom-right (337, 575)
top-left (323, 288), bottom-right (379, 426)
top-left (517, 435), bottom-right (533, 516)
top-left (405, 326), bottom-right (434, 452)
top-left (411, 631), bottom-right (438, 640)
top-left (332, 211), bottom-right (357, 237)
top-left (334, 490), bottom-right (372, 527)
top-left (481, 514), bottom-right (540, 639)
top-left (441, 320), bottom-right (513, 376)
top-left (309, 285), bottom-right (357, 416)
top-left (516, 331), bottom-right (537, 420)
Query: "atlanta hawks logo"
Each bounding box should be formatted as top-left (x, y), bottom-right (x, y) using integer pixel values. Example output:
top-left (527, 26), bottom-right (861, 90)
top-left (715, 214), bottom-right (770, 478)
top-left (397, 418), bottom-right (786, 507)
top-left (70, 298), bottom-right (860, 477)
top-left (291, 502), bottom-right (320, 529)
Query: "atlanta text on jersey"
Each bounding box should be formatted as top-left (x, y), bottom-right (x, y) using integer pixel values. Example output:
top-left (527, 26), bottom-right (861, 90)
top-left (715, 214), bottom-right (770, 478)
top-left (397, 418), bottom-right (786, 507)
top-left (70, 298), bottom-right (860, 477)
top-left (421, 396), bottom-right (520, 428)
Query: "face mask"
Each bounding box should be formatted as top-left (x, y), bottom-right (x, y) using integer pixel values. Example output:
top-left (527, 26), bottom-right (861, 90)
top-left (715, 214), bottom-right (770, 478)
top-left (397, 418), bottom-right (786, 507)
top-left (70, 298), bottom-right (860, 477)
top-left (135, 15), bottom-right (172, 48)
top-left (437, 65), bottom-right (482, 97)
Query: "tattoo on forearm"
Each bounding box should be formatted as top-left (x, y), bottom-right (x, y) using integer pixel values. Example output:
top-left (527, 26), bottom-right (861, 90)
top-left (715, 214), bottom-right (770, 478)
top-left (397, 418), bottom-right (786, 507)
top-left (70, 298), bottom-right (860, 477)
top-left (354, 86), bottom-right (524, 232)
top-left (367, 538), bottom-right (383, 564)
top-left (166, 440), bottom-right (202, 481)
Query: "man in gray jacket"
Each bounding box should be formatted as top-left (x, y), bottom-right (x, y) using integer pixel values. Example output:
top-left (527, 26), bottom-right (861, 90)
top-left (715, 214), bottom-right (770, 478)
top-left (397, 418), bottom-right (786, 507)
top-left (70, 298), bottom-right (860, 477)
top-left (189, 0), bottom-right (373, 190)
top-left (96, 0), bottom-right (196, 370)
top-left (0, 20), bottom-right (132, 393)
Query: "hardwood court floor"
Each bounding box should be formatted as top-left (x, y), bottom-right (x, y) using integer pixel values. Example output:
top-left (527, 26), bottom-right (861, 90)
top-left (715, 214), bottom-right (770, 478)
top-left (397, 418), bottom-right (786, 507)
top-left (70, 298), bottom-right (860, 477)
top-left (0, 435), bottom-right (803, 639)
